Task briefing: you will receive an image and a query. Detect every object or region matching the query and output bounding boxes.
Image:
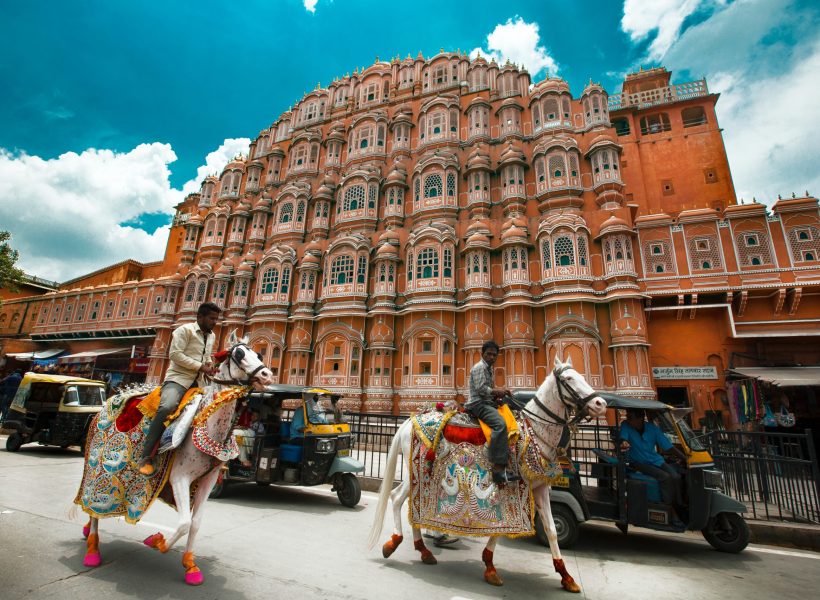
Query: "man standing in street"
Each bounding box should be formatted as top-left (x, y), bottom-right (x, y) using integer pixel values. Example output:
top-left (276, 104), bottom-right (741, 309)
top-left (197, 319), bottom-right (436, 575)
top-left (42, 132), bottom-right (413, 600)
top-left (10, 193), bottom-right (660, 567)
top-left (466, 340), bottom-right (516, 484)
top-left (137, 302), bottom-right (220, 475)
top-left (0, 368), bottom-right (23, 421)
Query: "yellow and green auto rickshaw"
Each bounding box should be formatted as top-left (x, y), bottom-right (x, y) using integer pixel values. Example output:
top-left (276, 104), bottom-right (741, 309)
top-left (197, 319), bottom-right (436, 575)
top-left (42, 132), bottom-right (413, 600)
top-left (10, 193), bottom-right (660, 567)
top-left (2, 373), bottom-right (106, 452)
top-left (210, 385), bottom-right (364, 507)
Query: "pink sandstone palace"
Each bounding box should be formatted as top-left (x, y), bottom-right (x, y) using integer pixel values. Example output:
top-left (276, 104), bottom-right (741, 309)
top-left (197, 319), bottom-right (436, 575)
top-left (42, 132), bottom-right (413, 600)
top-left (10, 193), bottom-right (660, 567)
top-left (2, 52), bottom-right (819, 424)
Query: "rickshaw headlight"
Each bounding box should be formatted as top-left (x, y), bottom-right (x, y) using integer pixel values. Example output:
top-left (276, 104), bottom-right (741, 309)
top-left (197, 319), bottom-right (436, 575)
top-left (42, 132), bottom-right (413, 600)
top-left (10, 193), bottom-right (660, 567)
top-left (704, 469), bottom-right (724, 490)
top-left (316, 438), bottom-right (336, 453)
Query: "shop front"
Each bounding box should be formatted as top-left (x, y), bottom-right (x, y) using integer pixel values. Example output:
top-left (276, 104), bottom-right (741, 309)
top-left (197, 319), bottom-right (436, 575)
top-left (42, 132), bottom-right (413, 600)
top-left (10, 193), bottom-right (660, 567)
top-left (56, 347), bottom-right (150, 392)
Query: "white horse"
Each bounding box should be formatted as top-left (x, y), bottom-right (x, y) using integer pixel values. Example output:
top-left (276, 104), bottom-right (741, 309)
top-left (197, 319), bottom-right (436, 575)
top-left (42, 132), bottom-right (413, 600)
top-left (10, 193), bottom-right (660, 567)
top-left (368, 357), bottom-right (607, 592)
top-left (76, 330), bottom-right (274, 584)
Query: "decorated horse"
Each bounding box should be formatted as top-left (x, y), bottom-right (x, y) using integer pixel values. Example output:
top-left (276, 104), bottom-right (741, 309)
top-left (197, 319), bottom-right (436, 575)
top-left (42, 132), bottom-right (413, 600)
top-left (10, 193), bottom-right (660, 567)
top-left (73, 330), bottom-right (274, 585)
top-left (368, 357), bottom-right (607, 592)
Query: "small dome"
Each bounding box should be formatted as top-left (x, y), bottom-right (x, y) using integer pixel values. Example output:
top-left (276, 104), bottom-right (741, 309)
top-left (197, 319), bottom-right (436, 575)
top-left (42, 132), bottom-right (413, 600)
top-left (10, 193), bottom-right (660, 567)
top-left (465, 146), bottom-right (491, 172)
top-left (466, 219), bottom-right (489, 234)
top-left (465, 232), bottom-right (491, 248)
top-left (385, 164), bottom-right (408, 186)
top-left (236, 261), bottom-right (254, 275)
top-left (214, 263), bottom-right (232, 279)
top-left (254, 196), bottom-right (272, 210)
top-left (498, 142), bottom-right (526, 166)
top-left (188, 213), bottom-right (203, 226)
top-left (376, 243), bottom-right (399, 259)
top-left (500, 225), bottom-right (527, 241)
top-left (304, 239), bottom-right (323, 254)
top-left (301, 253), bottom-right (320, 266)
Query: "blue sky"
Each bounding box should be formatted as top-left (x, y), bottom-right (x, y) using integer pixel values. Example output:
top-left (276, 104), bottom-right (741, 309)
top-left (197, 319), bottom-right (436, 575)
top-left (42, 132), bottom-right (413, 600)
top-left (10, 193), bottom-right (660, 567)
top-left (1, 0), bottom-right (818, 280)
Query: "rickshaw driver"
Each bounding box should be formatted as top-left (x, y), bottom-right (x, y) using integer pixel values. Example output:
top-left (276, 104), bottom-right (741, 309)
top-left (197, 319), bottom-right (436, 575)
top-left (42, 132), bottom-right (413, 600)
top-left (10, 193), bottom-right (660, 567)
top-left (619, 408), bottom-right (687, 527)
top-left (138, 302), bottom-right (220, 476)
top-left (466, 340), bottom-right (517, 485)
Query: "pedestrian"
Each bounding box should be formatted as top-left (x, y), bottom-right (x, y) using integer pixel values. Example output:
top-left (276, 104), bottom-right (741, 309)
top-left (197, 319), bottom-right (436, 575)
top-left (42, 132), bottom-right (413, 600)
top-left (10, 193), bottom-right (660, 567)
top-left (465, 340), bottom-right (516, 484)
top-left (137, 302), bottom-right (220, 475)
top-left (0, 368), bottom-right (23, 421)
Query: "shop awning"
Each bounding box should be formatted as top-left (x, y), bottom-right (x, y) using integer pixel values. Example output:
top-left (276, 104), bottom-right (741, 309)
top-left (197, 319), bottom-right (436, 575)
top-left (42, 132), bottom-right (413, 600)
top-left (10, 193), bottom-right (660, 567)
top-left (728, 366), bottom-right (820, 387)
top-left (5, 349), bottom-right (65, 360)
top-left (57, 348), bottom-right (132, 364)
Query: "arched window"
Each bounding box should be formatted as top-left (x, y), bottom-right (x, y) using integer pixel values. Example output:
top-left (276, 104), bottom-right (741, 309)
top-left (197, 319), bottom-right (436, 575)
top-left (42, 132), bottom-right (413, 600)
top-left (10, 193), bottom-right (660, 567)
top-left (343, 185), bottom-right (366, 211)
top-left (443, 247), bottom-right (452, 277)
top-left (330, 255), bottom-right (354, 284)
top-left (281, 267), bottom-right (291, 293)
top-left (416, 248), bottom-right (439, 279)
top-left (554, 236), bottom-right (575, 266)
top-left (184, 280), bottom-right (196, 302)
top-left (260, 267), bottom-right (279, 294)
top-left (424, 173), bottom-right (442, 198)
top-left (279, 203), bottom-right (293, 223)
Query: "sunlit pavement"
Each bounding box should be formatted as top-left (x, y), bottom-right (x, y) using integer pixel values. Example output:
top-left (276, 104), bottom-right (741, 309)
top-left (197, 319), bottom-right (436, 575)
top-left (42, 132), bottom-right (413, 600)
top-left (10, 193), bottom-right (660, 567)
top-left (1, 436), bottom-right (818, 600)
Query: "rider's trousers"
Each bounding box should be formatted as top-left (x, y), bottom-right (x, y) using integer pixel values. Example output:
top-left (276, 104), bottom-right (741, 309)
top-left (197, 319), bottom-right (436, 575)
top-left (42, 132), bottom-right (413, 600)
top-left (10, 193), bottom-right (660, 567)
top-left (467, 402), bottom-right (509, 466)
top-left (140, 381), bottom-right (187, 461)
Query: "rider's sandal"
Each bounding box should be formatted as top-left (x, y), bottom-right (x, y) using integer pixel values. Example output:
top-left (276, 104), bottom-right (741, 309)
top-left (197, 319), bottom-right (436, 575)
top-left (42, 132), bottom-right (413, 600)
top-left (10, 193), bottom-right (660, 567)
top-left (138, 460), bottom-right (155, 476)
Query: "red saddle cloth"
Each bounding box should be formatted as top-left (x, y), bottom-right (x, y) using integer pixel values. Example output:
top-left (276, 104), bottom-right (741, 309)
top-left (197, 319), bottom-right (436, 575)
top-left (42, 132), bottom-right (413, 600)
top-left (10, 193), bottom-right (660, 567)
top-left (442, 422), bottom-right (486, 446)
top-left (115, 395), bottom-right (148, 433)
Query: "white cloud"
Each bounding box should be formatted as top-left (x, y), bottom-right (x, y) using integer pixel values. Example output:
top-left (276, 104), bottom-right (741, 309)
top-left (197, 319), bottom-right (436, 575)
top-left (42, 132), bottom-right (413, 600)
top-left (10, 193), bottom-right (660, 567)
top-left (658, 0), bottom-right (820, 204)
top-left (470, 17), bottom-right (558, 76)
top-left (303, 0), bottom-right (318, 13)
top-left (621, 0), bottom-right (718, 62)
top-left (180, 138), bottom-right (251, 196)
top-left (0, 138), bottom-right (250, 282)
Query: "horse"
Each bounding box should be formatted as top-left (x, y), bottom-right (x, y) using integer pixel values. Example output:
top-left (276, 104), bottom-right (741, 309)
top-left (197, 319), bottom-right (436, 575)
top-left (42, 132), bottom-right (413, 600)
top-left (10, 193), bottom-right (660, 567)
top-left (73, 330), bottom-right (274, 585)
top-left (367, 357), bottom-right (607, 592)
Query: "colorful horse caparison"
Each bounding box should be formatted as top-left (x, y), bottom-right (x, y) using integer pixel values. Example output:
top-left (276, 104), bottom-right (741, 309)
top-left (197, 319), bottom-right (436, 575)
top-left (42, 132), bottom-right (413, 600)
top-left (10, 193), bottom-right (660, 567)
top-left (73, 330), bottom-right (274, 585)
top-left (367, 357), bottom-right (607, 592)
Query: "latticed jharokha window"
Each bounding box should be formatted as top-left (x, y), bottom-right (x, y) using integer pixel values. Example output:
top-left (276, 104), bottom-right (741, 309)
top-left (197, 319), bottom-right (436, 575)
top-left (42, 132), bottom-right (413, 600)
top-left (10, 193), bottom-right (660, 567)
top-left (416, 247), bottom-right (439, 279)
top-left (424, 174), bottom-right (442, 198)
top-left (279, 203), bottom-right (293, 223)
top-left (343, 185), bottom-right (366, 211)
top-left (330, 255), bottom-right (354, 284)
top-left (554, 236), bottom-right (575, 266)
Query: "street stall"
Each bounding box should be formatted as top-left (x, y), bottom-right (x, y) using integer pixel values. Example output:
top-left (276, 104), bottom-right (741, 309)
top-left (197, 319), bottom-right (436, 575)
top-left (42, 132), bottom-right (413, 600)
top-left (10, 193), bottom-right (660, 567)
top-left (56, 348), bottom-right (148, 391)
top-left (3, 349), bottom-right (66, 374)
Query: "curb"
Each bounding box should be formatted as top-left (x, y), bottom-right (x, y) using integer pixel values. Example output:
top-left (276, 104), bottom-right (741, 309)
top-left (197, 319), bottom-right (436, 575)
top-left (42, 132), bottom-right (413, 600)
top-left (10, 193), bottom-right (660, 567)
top-left (747, 520), bottom-right (820, 552)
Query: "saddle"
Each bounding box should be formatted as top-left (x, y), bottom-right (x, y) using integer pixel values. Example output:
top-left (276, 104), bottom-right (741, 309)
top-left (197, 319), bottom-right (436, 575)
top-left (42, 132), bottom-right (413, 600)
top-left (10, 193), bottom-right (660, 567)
top-left (442, 405), bottom-right (520, 447)
top-left (114, 386), bottom-right (202, 433)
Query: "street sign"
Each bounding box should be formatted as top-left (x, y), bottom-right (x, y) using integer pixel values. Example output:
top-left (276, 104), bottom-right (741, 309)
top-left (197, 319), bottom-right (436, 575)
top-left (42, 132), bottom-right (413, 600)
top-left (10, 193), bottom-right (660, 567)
top-left (652, 366), bottom-right (718, 380)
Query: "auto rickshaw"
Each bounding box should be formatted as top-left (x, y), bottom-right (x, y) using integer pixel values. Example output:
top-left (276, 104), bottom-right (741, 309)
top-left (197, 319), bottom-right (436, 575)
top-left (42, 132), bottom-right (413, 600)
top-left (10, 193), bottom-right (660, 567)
top-left (2, 372), bottom-right (106, 452)
top-left (529, 391), bottom-right (750, 552)
top-left (209, 385), bottom-right (365, 507)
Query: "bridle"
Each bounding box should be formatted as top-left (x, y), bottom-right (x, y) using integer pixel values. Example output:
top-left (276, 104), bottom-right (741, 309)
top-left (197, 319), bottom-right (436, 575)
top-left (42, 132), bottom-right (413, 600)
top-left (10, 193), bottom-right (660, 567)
top-left (515, 365), bottom-right (600, 428)
top-left (209, 342), bottom-right (267, 386)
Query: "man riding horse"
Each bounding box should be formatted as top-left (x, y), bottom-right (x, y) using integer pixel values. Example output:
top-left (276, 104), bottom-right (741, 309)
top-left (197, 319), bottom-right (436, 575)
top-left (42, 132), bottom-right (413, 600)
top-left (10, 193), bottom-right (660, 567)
top-left (138, 302), bottom-right (220, 475)
top-left (466, 340), bottom-right (518, 484)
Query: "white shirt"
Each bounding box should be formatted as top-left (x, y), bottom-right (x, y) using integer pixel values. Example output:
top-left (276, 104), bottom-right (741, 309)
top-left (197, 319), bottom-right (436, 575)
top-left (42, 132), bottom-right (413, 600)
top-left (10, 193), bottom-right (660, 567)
top-left (164, 322), bottom-right (215, 388)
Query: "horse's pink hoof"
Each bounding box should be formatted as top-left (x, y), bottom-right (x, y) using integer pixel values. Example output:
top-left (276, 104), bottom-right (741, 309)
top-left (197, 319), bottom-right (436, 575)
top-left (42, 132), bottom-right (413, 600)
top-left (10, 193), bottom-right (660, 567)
top-left (185, 570), bottom-right (204, 586)
top-left (83, 552), bottom-right (101, 568)
top-left (82, 525), bottom-right (90, 539)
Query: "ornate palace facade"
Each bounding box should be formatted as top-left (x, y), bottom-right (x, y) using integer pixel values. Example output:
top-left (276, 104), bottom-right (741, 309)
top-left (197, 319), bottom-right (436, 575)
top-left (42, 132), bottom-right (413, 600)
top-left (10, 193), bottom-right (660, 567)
top-left (2, 53), bottom-right (819, 419)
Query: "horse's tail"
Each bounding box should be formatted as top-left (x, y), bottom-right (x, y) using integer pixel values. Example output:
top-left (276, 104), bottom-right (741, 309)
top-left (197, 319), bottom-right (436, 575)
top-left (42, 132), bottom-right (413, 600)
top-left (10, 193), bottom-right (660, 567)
top-left (367, 419), bottom-right (405, 550)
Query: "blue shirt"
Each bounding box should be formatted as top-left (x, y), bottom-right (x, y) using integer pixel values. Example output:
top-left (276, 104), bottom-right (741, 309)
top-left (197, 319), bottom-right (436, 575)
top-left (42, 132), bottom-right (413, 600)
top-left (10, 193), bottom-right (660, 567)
top-left (619, 421), bottom-right (672, 467)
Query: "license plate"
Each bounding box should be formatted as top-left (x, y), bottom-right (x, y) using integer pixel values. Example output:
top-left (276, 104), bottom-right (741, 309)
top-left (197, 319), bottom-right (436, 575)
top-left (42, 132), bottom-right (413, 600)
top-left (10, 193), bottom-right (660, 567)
top-left (553, 476), bottom-right (570, 488)
top-left (337, 449), bottom-right (350, 457)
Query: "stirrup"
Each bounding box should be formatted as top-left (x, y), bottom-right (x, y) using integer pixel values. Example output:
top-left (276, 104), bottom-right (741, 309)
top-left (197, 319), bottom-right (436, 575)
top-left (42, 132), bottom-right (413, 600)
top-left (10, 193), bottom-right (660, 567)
top-left (492, 469), bottom-right (521, 484)
top-left (138, 461), bottom-right (155, 476)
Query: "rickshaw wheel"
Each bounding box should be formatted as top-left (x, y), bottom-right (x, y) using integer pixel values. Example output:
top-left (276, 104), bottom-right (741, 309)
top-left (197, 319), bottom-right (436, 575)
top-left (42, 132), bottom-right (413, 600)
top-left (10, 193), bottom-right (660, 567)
top-left (336, 473), bottom-right (361, 508)
top-left (702, 512), bottom-right (750, 553)
top-left (6, 432), bottom-right (23, 452)
top-left (535, 504), bottom-right (579, 548)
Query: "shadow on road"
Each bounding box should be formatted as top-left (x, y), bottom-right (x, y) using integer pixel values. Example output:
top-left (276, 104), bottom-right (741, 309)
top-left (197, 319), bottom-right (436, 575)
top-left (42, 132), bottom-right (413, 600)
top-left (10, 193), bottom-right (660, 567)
top-left (207, 481), bottom-right (367, 514)
top-left (500, 521), bottom-right (764, 569)
top-left (56, 538), bottom-right (249, 600)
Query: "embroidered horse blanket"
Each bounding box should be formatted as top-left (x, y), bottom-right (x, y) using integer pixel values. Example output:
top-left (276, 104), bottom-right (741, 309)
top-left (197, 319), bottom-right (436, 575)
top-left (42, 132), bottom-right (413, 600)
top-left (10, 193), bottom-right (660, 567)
top-left (408, 409), bottom-right (564, 538)
top-left (73, 385), bottom-right (248, 523)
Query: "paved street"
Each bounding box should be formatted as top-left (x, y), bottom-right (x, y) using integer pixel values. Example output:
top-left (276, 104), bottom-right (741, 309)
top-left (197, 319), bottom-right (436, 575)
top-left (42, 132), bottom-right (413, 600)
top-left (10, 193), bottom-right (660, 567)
top-left (1, 438), bottom-right (818, 600)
